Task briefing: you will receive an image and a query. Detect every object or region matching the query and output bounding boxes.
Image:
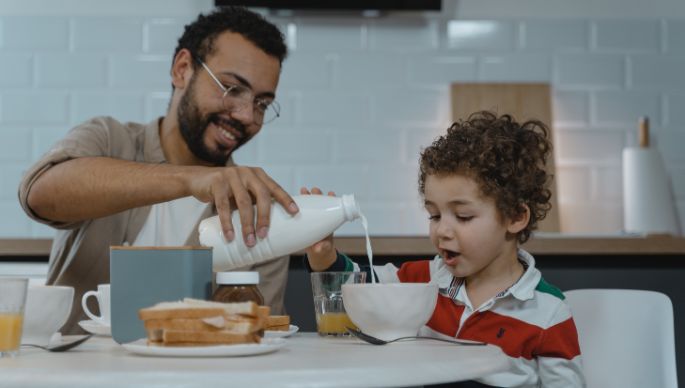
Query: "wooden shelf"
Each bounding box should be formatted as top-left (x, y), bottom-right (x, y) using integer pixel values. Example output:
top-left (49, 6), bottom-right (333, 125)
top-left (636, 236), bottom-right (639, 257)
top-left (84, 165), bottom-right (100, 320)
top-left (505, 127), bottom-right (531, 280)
top-left (0, 239), bottom-right (52, 256)
top-left (1, 234), bottom-right (684, 258)
top-left (335, 234), bottom-right (685, 256)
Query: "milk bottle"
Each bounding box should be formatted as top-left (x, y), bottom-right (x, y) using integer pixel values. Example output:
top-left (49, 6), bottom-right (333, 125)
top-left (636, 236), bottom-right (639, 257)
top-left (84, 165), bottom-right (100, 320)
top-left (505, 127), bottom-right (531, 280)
top-left (199, 194), bottom-right (365, 271)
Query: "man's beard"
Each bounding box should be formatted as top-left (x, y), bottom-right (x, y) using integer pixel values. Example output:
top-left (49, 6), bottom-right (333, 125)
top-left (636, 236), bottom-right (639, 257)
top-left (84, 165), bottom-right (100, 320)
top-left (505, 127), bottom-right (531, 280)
top-left (177, 76), bottom-right (248, 166)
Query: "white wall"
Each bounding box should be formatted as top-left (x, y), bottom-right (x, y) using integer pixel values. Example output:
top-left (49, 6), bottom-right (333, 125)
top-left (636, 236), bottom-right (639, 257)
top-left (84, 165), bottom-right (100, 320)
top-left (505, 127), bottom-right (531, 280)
top-left (1, 0), bottom-right (683, 237)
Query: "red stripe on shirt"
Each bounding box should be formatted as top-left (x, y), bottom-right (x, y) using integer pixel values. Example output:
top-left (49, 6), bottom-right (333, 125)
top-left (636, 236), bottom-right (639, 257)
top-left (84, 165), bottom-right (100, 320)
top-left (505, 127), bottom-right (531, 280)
top-left (537, 317), bottom-right (582, 360)
top-left (459, 310), bottom-right (543, 359)
top-left (459, 311), bottom-right (581, 360)
top-left (395, 259), bottom-right (581, 361)
top-left (425, 294), bottom-right (464, 337)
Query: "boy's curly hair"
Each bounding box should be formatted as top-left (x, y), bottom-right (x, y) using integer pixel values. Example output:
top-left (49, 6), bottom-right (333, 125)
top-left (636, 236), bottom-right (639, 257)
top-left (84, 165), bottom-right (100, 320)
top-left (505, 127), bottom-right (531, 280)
top-left (418, 111), bottom-right (553, 243)
top-left (172, 6), bottom-right (287, 80)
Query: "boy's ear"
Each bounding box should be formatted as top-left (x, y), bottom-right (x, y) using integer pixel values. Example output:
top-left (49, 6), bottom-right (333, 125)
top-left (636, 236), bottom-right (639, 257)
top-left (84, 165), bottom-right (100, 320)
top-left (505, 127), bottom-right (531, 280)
top-left (507, 204), bottom-right (530, 234)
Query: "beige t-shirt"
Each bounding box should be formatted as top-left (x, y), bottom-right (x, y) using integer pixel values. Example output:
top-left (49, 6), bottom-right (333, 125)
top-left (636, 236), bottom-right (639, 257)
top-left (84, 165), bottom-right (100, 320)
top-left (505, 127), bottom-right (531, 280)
top-left (133, 196), bottom-right (208, 247)
top-left (18, 116), bottom-right (289, 334)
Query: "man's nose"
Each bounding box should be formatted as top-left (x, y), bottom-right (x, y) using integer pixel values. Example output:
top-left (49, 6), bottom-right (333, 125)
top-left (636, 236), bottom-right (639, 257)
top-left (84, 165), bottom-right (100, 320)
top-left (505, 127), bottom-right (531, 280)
top-left (229, 102), bottom-right (256, 125)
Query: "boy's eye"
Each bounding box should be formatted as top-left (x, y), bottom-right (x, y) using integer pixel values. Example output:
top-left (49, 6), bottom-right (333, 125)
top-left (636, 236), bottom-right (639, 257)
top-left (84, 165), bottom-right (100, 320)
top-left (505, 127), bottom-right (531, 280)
top-left (428, 215), bottom-right (440, 221)
top-left (456, 215), bottom-right (474, 222)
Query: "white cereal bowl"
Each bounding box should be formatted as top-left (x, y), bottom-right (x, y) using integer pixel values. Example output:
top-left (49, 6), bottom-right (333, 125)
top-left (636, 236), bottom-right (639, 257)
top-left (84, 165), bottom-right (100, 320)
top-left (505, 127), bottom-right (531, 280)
top-left (21, 285), bottom-right (74, 346)
top-left (342, 283), bottom-right (438, 341)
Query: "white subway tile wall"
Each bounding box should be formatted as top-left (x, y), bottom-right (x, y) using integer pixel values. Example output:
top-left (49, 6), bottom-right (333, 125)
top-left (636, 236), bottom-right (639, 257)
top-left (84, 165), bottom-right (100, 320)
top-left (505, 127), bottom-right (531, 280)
top-left (1, 8), bottom-right (684, 237)
top-left (478, 54), bottom-right (551, 82)
top-left (0, 202), bottom-right (31, 237)
top-left (408, 56), bottom-right (477, 85)
top-left (666, 20), bottom-right (685, 54)
top-left (668, 94), bottom-right (685, 126)
top-left (1, 17), bottom-right (69, 50)
top-left (553, 91), bottom-right (590, 126)
top-left (555, 54), bottom-right (625, 88)
top-left (71, 18), bottom-right (144, 51)
top-left (446, 21), bottom-right (516, 50)
top-left (0, 53), bottom-right (32, 87)
top-left (36, 54), bottom-right (108, 88)
top-left (594, 91), bottom-right (661, 126)
top-left (145, 19), bottom-right (194, 53)
top-left (594, 20), bottom-right (661, 52)
top-left (295, 19), bottom-right (365, 51)
top-left (632, 55), bottom-right (685, 90)
top-left (523, 20), bottom-right (588, 51)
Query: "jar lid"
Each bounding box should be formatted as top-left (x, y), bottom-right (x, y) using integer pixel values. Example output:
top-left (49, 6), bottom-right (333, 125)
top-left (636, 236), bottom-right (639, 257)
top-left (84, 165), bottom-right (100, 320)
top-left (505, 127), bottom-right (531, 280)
top-left (216, 271), bottom-right (259, 285)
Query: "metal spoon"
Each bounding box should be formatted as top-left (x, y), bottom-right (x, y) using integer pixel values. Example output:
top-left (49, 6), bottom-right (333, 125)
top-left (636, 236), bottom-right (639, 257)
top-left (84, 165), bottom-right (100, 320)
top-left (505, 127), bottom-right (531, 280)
top-left (22, 334), bottom-right (92, 352)
top-left (346, 327), bottom-right (486, 346)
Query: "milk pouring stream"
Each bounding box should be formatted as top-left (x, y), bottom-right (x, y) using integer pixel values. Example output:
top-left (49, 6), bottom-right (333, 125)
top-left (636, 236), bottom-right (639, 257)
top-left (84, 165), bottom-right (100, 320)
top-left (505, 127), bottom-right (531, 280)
top-left (199, 194), bottom-right (375, 280)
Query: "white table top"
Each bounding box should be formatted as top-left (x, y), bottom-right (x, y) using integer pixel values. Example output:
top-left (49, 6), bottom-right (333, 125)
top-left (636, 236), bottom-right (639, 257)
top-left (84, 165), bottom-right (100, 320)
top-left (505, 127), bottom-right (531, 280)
top-left (1, 333), bottom-right (509, 388)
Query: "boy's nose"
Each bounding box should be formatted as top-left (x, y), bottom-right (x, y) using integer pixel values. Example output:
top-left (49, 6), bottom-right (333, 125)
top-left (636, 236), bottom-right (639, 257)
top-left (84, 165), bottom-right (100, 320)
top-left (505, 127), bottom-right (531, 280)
top-left (436, 219), bottom-right (455, 239)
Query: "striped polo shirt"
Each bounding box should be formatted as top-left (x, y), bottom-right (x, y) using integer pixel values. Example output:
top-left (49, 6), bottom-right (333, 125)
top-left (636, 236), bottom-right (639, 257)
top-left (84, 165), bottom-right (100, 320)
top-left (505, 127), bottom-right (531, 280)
top-left (343, 249), bottom-right (586, 388)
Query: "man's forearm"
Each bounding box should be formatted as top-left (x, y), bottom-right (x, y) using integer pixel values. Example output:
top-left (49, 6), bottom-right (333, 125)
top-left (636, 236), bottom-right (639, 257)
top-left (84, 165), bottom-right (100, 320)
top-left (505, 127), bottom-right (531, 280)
top-left (27, 157), bottom-right (204, 222)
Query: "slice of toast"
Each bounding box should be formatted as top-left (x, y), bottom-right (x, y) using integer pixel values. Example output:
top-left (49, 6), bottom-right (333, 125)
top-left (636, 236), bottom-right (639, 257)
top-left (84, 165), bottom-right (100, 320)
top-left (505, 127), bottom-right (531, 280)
top-left (138, 301), bottom-right (225, 321)
top-left (139, 299), bottom-right (267, 346)
top-left (143, 317), bottom-right (259, 333)
top-left (266, 315), bottom-right (290, 327)
top-left (139, 300), bottom-right (259, 321)
top-left (266, 324), bottom-right (290, 332)
top-left (182, 298), bottom-right (260, 316)
top-left (146, 329), bottom-right (163, 343)
top-left (162, 330), bottom-right (260, 345)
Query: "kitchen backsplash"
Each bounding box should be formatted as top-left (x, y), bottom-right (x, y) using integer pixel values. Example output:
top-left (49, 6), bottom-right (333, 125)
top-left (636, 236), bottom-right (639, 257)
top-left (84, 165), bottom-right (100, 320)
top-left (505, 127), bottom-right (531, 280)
top-left (0, 2), bottom-right (683, 237)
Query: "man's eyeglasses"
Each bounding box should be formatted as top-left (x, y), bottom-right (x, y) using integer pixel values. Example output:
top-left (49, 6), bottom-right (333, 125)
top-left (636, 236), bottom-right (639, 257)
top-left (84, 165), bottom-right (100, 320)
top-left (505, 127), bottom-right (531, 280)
top-left (195, 57), bottom-right (280, 125)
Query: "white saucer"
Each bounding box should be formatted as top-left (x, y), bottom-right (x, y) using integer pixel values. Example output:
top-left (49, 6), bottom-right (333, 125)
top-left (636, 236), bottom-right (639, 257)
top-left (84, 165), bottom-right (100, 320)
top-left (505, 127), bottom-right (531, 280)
top-left (122, 337), bottom-right (286, 357)
top-left (78, 320), bottom-right (111, 336)
top-left (264, 324), bottom-right (299, 338)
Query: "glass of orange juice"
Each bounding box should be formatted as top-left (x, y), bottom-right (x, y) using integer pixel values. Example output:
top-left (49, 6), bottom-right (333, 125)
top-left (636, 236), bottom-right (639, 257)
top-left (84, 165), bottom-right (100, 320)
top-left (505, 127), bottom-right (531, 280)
top-left (0, 278), bottom-right (29, 357)
top-left (310, 272), bottom-right (366, 337)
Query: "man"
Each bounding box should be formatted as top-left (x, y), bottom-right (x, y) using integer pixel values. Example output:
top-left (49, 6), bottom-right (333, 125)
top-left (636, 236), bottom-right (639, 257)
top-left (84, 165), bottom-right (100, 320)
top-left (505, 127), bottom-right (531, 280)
top-left (18, 6), bottom-right (297, 334)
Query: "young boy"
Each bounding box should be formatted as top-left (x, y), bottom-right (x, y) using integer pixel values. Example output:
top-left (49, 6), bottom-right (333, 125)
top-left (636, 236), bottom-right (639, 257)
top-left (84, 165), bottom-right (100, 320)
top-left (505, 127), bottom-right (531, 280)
top-left (304, 111), bottom-right (585, 388)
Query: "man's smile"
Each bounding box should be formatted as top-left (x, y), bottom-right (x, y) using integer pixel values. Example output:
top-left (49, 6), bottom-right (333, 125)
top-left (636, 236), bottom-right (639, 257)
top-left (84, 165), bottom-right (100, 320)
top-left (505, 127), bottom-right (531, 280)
top-left (209, 115), bottom-right (245, 150)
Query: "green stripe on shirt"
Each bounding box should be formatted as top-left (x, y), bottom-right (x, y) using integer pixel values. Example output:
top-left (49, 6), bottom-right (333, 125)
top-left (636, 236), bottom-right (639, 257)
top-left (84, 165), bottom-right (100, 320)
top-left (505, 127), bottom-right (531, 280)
top-left (536, 277), bottom-right (565, 300)
top-left (338, 252), bottom-right (355, 272)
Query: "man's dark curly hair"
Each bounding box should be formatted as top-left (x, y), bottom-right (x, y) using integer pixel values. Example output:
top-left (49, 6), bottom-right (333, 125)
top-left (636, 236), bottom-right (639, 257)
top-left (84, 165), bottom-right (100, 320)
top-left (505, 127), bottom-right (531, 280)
top-left (418, 111), bottom-right (553, 244)
top-left (172, 6), bottom-right (287, 82)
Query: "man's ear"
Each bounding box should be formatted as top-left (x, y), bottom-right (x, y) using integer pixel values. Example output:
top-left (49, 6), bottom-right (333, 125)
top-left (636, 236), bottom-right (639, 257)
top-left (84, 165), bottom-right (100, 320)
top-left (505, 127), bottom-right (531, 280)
top-left (507, 204), bottom-right (530, 234)
top-left (171, 48), bottom-right (194, 90)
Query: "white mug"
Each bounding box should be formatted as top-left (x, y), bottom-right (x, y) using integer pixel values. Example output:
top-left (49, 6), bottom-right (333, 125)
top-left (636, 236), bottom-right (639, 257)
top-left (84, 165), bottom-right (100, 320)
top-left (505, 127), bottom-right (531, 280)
top-left (81, 284), bottom-right (110, 327)
top-left (22, 285), bottom-right (74, 346)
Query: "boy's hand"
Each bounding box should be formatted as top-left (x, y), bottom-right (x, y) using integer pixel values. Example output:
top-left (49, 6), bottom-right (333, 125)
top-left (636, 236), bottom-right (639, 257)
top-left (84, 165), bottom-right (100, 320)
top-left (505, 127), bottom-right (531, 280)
top-left (300, 187), bottom-right (337, 271)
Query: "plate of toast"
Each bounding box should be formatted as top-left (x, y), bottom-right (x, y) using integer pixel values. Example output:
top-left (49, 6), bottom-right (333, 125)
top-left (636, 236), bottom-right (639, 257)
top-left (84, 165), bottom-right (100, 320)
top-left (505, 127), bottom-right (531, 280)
top-left (126, 298), bottom-right (290, 357)
top-left (122, 337), bottom-right (286, 357)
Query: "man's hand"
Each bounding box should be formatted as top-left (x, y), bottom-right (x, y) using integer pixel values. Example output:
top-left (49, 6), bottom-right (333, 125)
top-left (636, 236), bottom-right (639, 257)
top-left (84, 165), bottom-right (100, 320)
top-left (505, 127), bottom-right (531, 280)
top-left (300, 187), bottom-right (337, 271)
top-left (187, 166), bottom-right (298, 247)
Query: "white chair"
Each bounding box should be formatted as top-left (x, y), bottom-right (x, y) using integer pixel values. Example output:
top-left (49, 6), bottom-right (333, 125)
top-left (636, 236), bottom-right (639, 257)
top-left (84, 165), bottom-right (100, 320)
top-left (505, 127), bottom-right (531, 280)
top-left (565, 289), bottom-right (678, 388)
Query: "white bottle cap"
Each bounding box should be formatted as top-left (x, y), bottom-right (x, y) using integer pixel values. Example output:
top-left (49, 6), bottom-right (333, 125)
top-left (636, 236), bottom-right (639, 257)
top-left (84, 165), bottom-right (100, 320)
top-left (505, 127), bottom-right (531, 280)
top-left (216, 271), bottom-right (260, 285)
